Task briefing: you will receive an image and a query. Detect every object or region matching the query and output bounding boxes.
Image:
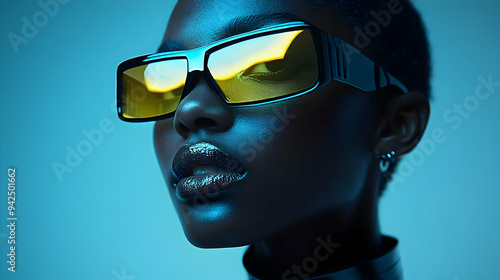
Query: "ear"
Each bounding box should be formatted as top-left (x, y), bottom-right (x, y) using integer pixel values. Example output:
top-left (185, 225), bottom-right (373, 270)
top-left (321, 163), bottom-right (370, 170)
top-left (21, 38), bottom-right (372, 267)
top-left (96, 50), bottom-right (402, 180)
top-left (373, 90), bottom-right (430, 157)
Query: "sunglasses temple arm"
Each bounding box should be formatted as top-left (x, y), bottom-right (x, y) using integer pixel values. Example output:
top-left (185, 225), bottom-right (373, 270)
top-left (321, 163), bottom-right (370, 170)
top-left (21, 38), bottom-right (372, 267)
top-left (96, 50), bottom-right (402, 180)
top-left (384, 72), bottom-right (409, 93)
top-left (325, 34), bottom-right (408, 93)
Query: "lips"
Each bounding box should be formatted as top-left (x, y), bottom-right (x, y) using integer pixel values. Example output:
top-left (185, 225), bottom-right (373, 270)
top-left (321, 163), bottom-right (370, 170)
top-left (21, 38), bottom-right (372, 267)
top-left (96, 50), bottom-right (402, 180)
top-left (171, 142), bottom-right (246, 201)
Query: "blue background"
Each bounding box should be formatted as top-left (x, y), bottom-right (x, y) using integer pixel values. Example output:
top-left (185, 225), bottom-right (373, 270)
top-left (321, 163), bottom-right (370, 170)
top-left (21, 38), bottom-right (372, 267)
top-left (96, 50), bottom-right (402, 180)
top-left (0, 0), bottom-right (499, 279)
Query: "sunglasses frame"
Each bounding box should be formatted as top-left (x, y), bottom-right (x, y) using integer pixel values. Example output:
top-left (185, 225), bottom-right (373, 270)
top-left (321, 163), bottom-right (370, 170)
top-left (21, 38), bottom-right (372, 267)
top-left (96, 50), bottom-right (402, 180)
top-left (117, 21), bottom-right (408, 122)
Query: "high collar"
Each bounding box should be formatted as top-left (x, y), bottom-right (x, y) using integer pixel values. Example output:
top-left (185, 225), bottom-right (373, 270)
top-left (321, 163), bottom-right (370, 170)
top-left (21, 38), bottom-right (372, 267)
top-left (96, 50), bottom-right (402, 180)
top-left (244, 236), bottom-right (403, 280)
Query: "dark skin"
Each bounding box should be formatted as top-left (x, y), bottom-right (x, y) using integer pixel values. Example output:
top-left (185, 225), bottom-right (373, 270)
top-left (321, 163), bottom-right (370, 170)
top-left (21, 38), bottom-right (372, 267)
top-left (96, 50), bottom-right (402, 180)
top-left (153, 0), bottom-right (430, 277)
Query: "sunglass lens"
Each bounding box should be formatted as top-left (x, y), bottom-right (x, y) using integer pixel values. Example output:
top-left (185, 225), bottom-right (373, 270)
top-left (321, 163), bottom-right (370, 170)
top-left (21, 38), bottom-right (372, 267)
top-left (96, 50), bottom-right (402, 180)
top-left (120, 58), bottom-right (187, 119)
top-left (208, 29), bottom-right (319, 104)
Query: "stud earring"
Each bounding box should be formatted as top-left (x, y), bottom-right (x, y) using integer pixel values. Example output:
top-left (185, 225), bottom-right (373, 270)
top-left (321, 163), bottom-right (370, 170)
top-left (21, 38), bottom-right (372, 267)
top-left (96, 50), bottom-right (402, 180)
top-left (379, 151), bottom-right (396, 172)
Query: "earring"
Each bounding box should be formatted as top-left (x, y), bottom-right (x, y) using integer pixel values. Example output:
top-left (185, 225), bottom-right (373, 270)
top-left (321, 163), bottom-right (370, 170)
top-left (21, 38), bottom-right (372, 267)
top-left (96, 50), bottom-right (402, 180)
top-left (379, 151), bottom-right (396, 172)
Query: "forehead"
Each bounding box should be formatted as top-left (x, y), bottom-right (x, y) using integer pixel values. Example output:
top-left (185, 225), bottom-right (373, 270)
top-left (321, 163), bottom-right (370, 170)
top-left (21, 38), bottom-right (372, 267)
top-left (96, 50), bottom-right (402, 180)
top-left (162, 0), bottom-right (354, 50)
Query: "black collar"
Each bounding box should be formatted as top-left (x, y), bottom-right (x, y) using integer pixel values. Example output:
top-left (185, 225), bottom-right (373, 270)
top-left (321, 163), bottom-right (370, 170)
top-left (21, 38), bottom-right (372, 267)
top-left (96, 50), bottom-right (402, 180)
top-left (244, 236), bottom-right (403, 280)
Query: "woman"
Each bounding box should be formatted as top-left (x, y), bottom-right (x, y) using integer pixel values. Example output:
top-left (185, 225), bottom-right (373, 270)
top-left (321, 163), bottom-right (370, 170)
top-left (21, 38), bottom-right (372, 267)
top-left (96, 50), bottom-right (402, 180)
top-left (117, 0), bottom-right (431, 278)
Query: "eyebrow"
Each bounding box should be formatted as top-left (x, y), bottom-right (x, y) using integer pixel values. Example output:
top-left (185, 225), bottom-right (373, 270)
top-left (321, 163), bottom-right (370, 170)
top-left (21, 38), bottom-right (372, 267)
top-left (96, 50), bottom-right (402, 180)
top-left (156, 12), bottom-right (301, 53)
top-left (157, 40), bottom-right (184, 53)
top-left (220, 12), bottom-right (301, 39)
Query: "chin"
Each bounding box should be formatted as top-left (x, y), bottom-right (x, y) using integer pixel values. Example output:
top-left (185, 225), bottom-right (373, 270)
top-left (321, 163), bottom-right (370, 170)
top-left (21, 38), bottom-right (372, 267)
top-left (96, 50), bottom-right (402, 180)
top-left (180, 217), bottom-right (253, 249)
top-left (170, 195), bottom-right (247, 248)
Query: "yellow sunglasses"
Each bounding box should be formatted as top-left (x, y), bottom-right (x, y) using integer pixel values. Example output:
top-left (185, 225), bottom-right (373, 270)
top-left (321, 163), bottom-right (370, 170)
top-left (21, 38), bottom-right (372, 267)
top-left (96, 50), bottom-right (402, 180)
top-left (117, 21), bottom-right (408, 122)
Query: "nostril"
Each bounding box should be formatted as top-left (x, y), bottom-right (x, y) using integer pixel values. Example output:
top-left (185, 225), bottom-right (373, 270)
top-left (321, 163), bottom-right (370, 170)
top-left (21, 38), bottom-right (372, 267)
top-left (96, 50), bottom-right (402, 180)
top-left (194, 117), bottom-right (216, 129)
top-left (176, 121), bottom-right (189, 137)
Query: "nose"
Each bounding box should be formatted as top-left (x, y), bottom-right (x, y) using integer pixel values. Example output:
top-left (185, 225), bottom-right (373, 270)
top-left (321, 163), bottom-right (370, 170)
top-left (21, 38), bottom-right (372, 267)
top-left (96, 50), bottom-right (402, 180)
top-left (173, 73), bottom-right (234, 138)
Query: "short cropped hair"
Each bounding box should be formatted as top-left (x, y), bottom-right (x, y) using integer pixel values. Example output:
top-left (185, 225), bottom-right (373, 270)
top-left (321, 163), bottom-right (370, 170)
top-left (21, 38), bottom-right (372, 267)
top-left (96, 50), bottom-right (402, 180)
top-left (313, 0), bottom-right (431, 194)
top-left (313, 0), bottom-right (431, 97)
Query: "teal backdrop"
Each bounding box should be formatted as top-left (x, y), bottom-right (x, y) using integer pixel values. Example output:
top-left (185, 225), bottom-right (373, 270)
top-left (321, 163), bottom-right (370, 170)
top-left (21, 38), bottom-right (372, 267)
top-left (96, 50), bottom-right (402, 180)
top-left (0, 0), bottom-right (499, 279)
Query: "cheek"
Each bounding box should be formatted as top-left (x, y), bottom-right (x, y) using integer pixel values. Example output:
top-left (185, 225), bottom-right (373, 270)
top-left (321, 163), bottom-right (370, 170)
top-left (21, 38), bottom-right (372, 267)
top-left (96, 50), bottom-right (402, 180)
top-left (153, 119), bottom-right (181, 180)
top-left (241, 88), bottom-right (375, 209)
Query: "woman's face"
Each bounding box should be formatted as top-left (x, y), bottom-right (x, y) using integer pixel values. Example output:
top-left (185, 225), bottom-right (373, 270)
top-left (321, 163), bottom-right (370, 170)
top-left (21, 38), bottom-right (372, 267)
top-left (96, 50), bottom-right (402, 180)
top-left (154, 0), bottom-right (381, 248)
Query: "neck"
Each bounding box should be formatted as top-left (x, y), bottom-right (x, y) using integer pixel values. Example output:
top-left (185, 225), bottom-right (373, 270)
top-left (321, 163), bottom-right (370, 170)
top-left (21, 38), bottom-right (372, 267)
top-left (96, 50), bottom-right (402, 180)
top-left (245, 164), bottom-right (386, 279)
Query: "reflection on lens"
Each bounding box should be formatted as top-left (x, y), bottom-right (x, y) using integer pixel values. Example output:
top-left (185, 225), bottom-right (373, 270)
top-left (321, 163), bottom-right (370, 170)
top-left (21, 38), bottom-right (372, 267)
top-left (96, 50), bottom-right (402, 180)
top-left (144, 60), bottom-right (187, 92)
top-left (209, 30), bottom-right (302, 81)
top-left (121, 59), bottom-right (187, 119)
top-left (208, 29), bottom-right (318, 104)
